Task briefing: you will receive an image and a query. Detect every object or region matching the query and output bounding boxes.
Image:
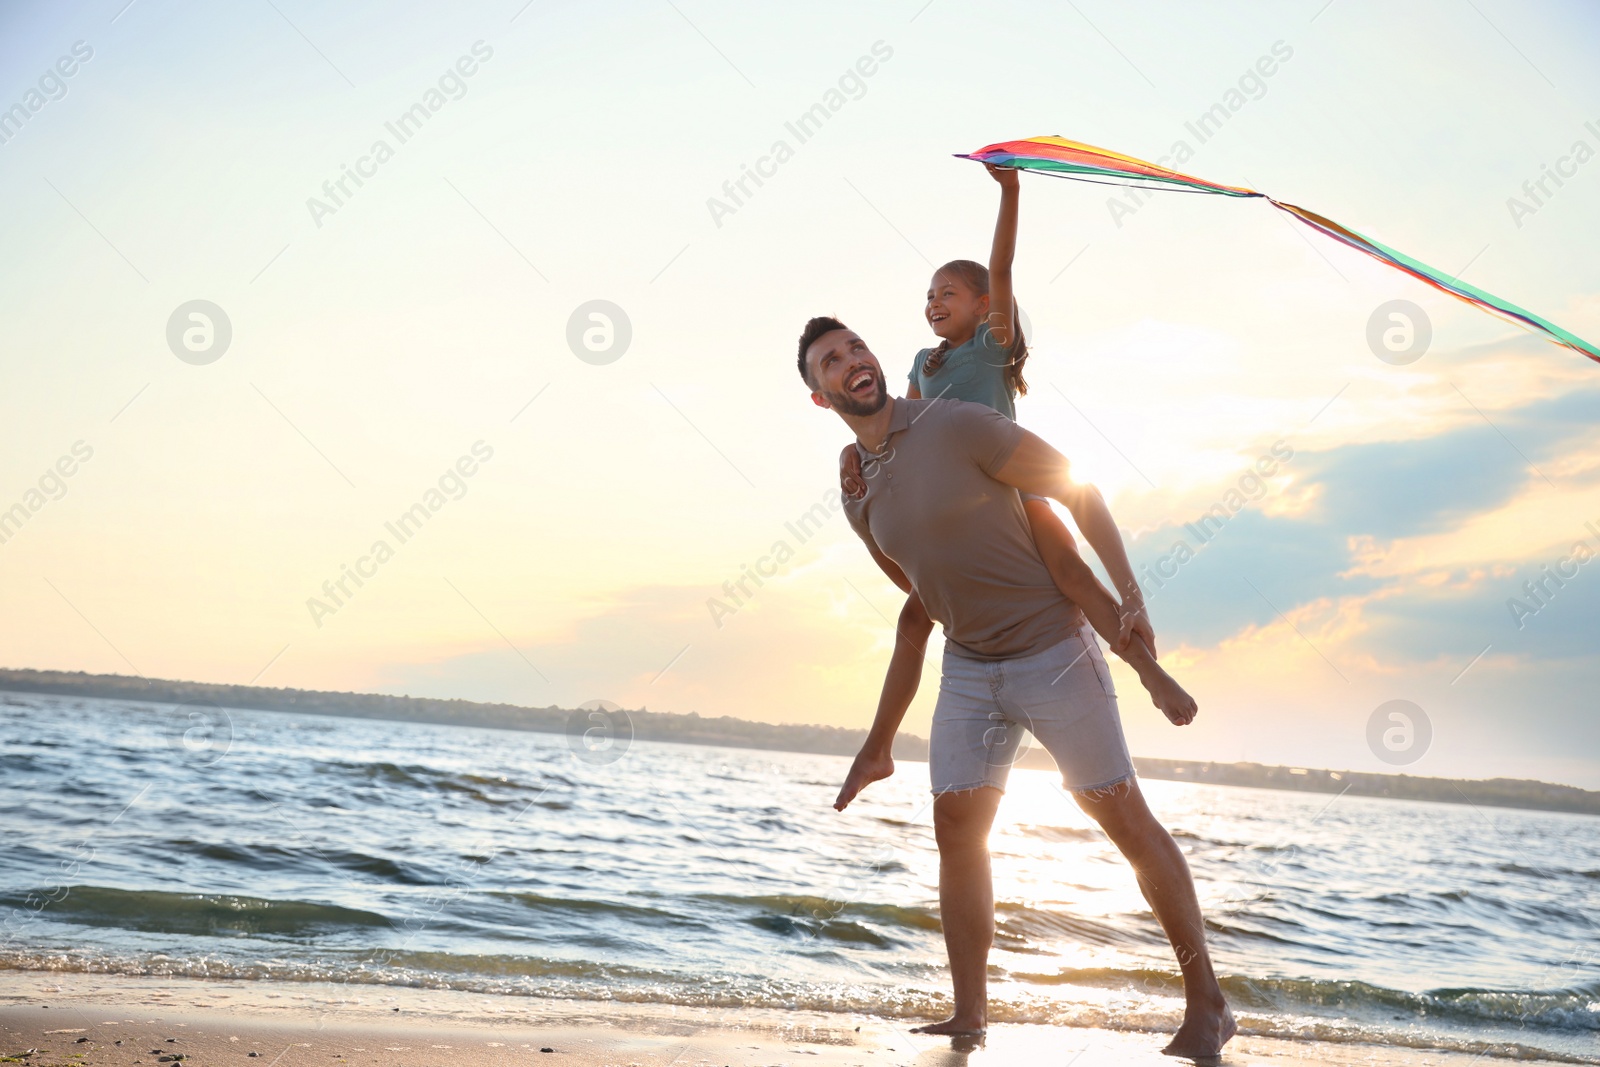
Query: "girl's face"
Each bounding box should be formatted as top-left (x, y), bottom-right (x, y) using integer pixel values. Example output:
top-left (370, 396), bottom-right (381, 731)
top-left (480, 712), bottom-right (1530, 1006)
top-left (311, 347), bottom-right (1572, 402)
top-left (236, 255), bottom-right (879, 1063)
top-left (925, 270), bottom-right (988, 343)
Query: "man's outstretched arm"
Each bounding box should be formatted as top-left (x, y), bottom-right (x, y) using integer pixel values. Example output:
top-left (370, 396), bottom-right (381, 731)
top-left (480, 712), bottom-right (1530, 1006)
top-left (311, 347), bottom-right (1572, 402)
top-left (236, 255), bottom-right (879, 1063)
top-left (835, 527), bottom-right (929, 811)
top-left (992, 429), bottom-right (1155, 653)
top-left (835, 591), bottom-right (933, 811)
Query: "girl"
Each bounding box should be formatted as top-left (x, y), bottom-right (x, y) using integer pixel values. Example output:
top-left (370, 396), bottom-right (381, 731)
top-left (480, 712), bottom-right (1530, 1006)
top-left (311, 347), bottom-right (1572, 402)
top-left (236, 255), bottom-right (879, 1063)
top-left (839, 164), bottom-right (1195, 725)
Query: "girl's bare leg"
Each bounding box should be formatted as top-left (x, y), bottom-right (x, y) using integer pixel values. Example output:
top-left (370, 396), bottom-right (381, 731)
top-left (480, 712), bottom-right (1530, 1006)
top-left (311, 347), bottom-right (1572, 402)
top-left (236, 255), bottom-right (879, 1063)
top-left (1022, 499), bottom-right (1196, 724)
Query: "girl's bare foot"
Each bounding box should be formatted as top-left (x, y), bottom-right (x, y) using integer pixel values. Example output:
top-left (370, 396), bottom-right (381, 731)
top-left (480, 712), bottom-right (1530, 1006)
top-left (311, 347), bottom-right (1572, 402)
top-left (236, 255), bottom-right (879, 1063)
top-left (1140, 663), bottom-right (1198, 726)
top-left (833, 747), bottom-right (894, 811)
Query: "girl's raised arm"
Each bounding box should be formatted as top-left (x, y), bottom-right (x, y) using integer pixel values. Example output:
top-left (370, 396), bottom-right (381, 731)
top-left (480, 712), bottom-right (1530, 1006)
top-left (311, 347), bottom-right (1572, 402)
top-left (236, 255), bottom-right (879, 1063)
top-left (984, 163), bottom-right (1020, 349)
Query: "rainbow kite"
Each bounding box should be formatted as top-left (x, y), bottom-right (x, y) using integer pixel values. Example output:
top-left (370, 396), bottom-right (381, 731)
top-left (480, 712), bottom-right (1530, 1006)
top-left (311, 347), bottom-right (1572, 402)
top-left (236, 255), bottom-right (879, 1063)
top-left (958, 136), bottom-right (1600, 366)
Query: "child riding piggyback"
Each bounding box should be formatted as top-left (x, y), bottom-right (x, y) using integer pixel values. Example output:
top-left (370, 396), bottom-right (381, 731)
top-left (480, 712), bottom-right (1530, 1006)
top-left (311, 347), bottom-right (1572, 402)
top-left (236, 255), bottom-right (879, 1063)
top-left (839, 163), bottom-right (1196, 730)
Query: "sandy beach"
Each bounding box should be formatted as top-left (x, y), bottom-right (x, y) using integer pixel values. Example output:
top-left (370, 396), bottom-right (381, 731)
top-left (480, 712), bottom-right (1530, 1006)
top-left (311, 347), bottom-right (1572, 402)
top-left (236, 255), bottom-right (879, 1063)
top-left (1, 973), bottom-right (1586, 1067)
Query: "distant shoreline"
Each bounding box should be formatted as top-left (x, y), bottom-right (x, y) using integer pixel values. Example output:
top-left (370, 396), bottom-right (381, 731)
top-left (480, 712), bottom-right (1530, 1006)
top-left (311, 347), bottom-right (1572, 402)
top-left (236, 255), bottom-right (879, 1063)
top-left (3, 666), bottom-right (1596, 816)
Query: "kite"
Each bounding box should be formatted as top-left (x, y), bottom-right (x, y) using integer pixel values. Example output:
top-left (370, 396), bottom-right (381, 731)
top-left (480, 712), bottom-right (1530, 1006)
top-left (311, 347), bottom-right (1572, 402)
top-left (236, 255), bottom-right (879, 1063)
top-left (958, 135), bottom-right (1600, 366)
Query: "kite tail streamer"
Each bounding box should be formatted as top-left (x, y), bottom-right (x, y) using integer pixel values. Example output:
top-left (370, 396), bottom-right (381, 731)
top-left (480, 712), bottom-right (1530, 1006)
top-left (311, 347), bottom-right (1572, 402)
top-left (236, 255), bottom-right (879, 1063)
top-left (959, 136), bottom-right (1600, 366)
top-left (1266, 199), bottom-right (1600, 365)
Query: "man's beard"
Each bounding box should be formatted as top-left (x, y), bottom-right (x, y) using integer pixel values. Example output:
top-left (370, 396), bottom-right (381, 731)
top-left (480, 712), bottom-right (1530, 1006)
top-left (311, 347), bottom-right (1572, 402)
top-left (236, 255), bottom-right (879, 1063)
top-left (824, 370), bottom-right (888, 416)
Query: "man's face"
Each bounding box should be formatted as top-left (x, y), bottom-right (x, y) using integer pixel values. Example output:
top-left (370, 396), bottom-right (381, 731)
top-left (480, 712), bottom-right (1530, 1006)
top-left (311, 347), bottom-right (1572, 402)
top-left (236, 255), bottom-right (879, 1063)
top-left (806, 329), bottom-right (888, 417)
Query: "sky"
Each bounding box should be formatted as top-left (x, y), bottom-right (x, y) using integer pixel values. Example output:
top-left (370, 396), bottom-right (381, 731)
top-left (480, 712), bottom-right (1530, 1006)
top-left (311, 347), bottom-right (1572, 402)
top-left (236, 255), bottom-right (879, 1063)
top-left (1, 0), bottom-right (1597, 786)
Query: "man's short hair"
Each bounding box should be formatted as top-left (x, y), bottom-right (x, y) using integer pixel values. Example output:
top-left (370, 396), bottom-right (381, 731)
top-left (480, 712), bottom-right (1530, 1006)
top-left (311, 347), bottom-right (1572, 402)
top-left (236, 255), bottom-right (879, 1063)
top-left (796, 316), bottom-right (849, 387)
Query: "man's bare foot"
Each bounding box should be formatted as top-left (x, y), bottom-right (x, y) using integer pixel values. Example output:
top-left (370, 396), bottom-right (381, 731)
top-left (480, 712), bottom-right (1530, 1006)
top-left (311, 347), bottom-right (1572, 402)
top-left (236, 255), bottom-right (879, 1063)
top-left (1139, 661), bottom-right (1197, 726)
top-left (833, 747), bottom-right (894, 811)
top-left (909, 1017), bottom-right (986, 1037)
top-left (1162, 1000), bottom-right (1236, 1060)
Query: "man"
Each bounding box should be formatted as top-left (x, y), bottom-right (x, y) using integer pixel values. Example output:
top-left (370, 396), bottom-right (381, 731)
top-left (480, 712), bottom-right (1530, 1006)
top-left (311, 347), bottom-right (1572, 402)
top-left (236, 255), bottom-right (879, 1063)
top-left (798, 316), bottom-right (1235, 1058)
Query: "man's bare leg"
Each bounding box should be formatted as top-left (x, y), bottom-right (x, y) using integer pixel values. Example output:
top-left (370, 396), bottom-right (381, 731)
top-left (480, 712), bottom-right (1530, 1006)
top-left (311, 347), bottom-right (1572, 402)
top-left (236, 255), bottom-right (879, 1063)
top-left (1073, 778), bottom-right (1236, 1058)
top-left (912, 787), bottom-right (1003, 1035)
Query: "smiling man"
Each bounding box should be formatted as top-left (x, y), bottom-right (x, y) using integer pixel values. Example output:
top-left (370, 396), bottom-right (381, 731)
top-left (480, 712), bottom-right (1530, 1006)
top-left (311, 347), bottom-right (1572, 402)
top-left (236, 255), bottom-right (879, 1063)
top-left (798, 316), bottom-right (1235, 1058)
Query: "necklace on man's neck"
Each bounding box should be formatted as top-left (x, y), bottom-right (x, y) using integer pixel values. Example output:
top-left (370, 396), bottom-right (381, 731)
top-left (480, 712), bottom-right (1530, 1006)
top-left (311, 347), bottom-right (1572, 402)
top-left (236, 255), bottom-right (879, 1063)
top-left (859, 400), bottom-right (893, 455)
top-left (863, 418), bottom-right (892, 454)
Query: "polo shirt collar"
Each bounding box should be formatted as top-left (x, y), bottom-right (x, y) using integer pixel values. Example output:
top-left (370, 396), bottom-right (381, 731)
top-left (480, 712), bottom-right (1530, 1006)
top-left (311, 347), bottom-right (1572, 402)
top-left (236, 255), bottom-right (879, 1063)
top-left (885, 397), bottom-right (912, 435)
top-left (855, 397), bottom-right (913, 460)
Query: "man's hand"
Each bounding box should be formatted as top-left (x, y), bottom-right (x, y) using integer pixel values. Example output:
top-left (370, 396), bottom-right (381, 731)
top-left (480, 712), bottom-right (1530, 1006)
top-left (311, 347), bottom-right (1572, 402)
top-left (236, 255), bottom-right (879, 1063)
top-left (985, 162), bottom-right (1019, 192)
top-left (840, 443), bottom-right (866, 500)
top-left (1117, 598), bottom-right (1157, 659)
top-left (834, 746), bottom-right (895, 811)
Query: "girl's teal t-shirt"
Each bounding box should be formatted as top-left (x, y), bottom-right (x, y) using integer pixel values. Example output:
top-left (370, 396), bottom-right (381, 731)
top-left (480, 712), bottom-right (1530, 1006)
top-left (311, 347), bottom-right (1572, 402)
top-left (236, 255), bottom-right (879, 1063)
top-left (907, 321), bottom-right (1017, 421)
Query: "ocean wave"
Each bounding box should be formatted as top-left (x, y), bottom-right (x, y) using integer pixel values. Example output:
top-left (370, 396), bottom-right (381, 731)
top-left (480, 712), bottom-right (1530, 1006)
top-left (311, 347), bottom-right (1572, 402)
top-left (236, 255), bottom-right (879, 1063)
top-left (486, 891), bottom-right (707, 930)
top-left (690, 892), bottom-right (943, 933)
top-left (170, 840), bottom-right (437, 884)
top-left (2, 886), bottom-right (392, 938)
top-left (310, 759), bottom-right (575, 803)
top-left (1229, 973), bottom-right (1600, 1034)
top-left (1014, 966), bottom-right (1600, 1034)
top-left (995, 902), bottom-right (1162, 950)
top-left (46, 884), bottom-right (934, 950)
top-left (1497, 862), bottom-right (1600, 881)
top-left (1201, 915), bottom-right (1310, 947)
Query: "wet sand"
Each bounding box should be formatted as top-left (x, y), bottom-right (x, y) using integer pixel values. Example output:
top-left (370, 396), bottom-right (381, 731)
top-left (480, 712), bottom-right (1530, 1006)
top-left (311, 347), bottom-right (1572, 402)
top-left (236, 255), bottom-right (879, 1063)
top-left (0, 973), bottom-right (1580, 1067)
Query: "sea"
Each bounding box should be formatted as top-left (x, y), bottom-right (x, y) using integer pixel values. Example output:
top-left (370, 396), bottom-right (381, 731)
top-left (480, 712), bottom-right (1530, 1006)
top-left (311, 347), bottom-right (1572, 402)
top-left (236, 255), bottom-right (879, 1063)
top-left (2, 691), bottom-right (1596, 1062)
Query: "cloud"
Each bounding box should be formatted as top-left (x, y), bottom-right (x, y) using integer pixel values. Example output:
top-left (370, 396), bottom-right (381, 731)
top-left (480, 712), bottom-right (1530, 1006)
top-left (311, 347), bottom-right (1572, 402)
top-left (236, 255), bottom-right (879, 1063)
top-left (1130, 380), bottom-right (1600, 651)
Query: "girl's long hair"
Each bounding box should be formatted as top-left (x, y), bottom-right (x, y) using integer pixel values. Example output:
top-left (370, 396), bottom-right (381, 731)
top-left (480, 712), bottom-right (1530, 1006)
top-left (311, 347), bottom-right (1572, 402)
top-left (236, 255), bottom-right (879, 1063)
top-left (922, 259), bottom-right (1030, 397)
